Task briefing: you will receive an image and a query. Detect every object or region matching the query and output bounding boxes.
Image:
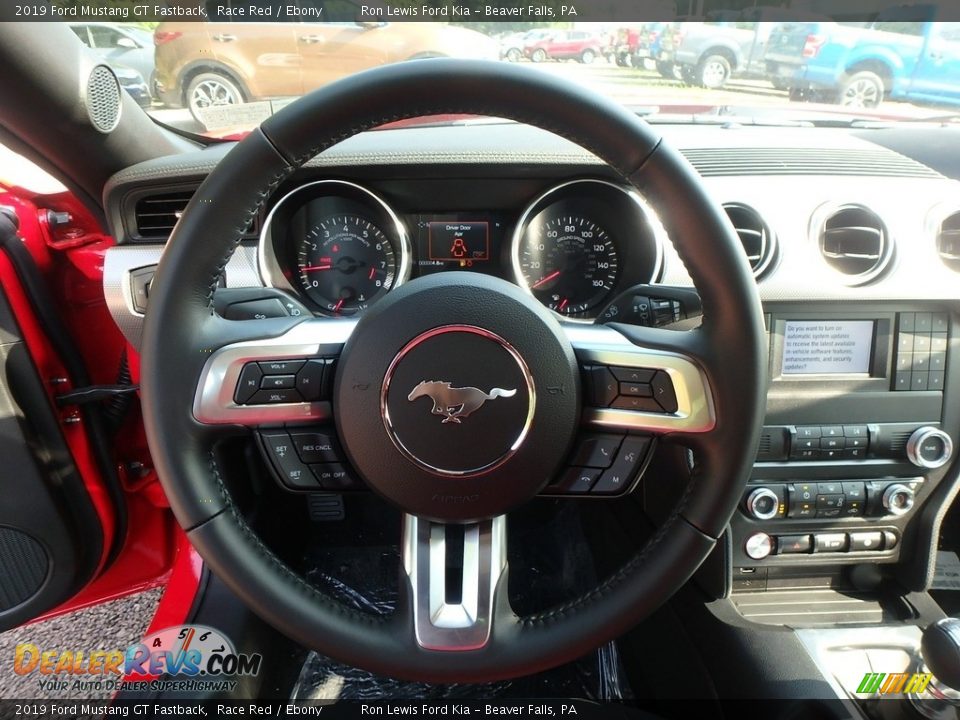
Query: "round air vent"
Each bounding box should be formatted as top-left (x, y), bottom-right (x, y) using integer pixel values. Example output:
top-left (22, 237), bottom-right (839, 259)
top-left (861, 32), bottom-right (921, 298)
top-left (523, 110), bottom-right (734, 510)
top-left (723, 203), bottom-right (777, 278)
top-left (937, 211), bottom-right (960, 273)
top-left (85, 65), bottom-right (121, 134)
top-left (816, 205), bottom-right (892, 284)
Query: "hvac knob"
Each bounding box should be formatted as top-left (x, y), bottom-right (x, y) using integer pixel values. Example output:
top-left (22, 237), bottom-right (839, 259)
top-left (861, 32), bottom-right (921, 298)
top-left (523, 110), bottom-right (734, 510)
top-left (882, 483), bottom-right (915, 517)
top-left (907, 427), bottom-right (953, 469)
top-left (746, 488), bottom-right (780, 520)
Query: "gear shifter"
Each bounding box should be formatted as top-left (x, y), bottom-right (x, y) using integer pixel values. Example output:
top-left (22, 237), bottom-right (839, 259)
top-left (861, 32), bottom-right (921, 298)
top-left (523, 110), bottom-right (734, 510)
top-left (922, 618), bottom-right (960, 691)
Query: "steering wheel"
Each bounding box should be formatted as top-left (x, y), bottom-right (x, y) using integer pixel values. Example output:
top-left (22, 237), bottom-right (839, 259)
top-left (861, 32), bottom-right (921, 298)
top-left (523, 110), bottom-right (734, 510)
top-left (141, 60), bottom-right (765, 682)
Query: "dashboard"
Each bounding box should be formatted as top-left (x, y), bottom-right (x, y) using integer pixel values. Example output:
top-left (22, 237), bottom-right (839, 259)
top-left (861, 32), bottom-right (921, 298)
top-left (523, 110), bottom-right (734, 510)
top-left (257, 177), bottom-right (663, 321)
top-left (101, 120), bottom-right (960, 610)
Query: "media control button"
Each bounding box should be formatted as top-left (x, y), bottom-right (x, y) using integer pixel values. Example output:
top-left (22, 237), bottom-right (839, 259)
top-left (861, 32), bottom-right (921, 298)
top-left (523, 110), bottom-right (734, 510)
top-left (249, 388), bottom-right (303, 404)
top-left (796, 426), bottom-right (821, 440)
top-left (259, 360), bottom-right (306, 375)
top-left (261, 374), bottom-right (296, 390)
top-left (593, 436), bottom-right (650, 495)
top-left (295, 359), bottom-right (326, 402)
top-left (234, 363), bottom-right (263, 405)
top-left (821, 426), bottom-right (844, 438)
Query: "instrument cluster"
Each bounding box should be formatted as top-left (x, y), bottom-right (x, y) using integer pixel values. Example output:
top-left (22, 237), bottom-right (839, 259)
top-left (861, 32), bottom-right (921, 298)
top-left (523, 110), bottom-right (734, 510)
top-left (259, 179), bottom-right (664, 321)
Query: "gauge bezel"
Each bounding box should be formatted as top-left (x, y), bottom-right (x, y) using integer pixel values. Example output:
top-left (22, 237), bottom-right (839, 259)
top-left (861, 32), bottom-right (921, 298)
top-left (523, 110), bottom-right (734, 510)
top-left (510, 179), bottom-right (665, 323)
top-left (258, 180), bottom-right (412, 315)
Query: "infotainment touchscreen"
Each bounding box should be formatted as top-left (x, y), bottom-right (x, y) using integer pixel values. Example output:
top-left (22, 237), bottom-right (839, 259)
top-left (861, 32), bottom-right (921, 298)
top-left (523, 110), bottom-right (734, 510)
top-left (781, 320), bottom-right (875, 375)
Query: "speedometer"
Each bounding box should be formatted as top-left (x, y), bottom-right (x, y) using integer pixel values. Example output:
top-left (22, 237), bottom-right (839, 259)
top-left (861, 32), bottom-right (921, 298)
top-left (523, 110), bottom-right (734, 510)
top-left (517, 216), bottom-right (619, 315)
top-left (297, 214), bottom-right (397, 314)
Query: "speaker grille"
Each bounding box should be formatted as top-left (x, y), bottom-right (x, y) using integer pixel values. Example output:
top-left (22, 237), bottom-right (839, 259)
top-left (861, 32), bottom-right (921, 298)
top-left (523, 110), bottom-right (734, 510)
top-left (86, 65), bottom-right (121, 134)
top-left (0, 527), bottom-right (48, 611)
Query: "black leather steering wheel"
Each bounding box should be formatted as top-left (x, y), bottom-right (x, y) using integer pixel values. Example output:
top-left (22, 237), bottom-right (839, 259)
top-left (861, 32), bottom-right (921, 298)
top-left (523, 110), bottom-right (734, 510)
top-left (141, 60), bottom-right (766, 682)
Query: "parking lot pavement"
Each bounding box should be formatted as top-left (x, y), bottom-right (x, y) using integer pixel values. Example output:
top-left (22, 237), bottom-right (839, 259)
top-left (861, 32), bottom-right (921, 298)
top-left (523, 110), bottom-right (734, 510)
top-left (0, 587), bottom-right (162, 701)
top-left (146, 59), bottom-right (944, 138)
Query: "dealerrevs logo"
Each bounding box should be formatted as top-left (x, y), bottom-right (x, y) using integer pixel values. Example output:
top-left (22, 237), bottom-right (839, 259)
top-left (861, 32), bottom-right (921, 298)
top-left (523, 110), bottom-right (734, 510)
top-left (14, 625), bottom-right (262, 693)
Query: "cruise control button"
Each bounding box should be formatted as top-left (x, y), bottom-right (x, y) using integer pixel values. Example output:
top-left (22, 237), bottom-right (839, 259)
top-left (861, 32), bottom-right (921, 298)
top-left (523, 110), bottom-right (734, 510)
top-left (295, 359), bottom-right (326, 402)
top-left (593, 436), bottom-right (650, 495)
top-left (291, 431), bottom-right (340, 463)
top-left (777, 535), bottom-right (812, 554)
top-left (249, 388), bottom-right (302, 404)
top-left (259, 360), bottom-right (306, 375)
top-left (815, 533), bottom-right (847, 552)
top-left (311, 463), bottom-right (360, 490)
top-left (234, 363), bottom-right (263, 405)
top-left (569, 434), bottom-right (624, 469)
top-left (261, 431), bottom-right (316, 489)
top-left (651, 371), bottom-right (678, 413)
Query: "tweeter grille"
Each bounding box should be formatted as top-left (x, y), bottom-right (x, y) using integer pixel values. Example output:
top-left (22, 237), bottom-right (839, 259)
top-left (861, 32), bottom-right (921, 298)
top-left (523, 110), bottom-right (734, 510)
top-left (86, 65), bottom-right (121, 134)
top-left (0, 527), bottom-right (48, 611)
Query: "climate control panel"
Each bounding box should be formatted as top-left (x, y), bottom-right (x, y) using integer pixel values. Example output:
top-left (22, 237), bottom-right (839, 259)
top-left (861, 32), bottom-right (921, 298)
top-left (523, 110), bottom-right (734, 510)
top-left (741, 479), bottom-right (921, 521)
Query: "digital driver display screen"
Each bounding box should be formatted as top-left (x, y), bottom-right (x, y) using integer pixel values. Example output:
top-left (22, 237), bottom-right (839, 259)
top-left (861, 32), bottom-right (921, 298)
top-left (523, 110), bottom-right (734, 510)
top-left (414, 214), bottom-right (506, 276)
top-left (781, 320), bottom-right (875, 375)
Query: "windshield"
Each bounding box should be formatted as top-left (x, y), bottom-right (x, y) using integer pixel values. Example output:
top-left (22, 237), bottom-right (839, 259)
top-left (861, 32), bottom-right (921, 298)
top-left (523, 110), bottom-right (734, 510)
top-left (71, 6), bottom-right (960, 138)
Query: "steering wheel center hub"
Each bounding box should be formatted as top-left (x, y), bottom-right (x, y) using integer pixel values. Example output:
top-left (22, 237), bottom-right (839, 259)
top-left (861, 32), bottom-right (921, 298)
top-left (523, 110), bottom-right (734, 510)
top-left (382, 325), bottom-right (535, 476)
top-left (334, 272), bottom-right (580, 521)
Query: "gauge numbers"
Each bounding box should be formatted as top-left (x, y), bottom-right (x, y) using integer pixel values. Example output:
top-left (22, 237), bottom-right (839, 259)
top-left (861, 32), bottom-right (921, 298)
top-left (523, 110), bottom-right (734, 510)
top-left (518, 216), bottom-right (619, 315)
top-left (297, 215), bottom-right (397, 314)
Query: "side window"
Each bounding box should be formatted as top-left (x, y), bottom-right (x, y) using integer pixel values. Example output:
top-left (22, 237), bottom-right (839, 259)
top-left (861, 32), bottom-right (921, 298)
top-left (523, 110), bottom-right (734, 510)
top-left (70, 25), bottom-right (92, 47)
top-left (938, 25), bottom-right (960, 44)
top-left (872, 21), bottom-right (925, 36)
top-left (88, 26), bottom-right (126, 48)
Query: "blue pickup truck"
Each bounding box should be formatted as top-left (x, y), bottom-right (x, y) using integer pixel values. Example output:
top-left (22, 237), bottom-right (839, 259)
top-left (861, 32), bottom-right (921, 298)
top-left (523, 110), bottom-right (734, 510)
top-left (765, 6), bottom-right (960, 108)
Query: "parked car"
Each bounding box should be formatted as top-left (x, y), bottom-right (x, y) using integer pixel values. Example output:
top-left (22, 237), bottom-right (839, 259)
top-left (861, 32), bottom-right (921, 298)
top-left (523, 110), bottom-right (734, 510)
top-left (659, 10), bottom-right (831, 89)
top-left (523, 29), bottom-right (607, 64)
top-left (765, 5), bottom-right (960, 108)
top-left (113, 65), bottom-right (152, 109)
top-left (153, 20), bottom-right (497, 120)
top-left (68, 22), bottom-right (155, 96)
top-left (499, 29), bottom-right (552, 62)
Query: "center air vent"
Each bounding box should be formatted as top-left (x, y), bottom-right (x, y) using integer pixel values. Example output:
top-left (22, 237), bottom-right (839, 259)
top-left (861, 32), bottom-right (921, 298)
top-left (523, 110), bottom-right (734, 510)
top-left (723, 203), bottom-right (776, 278)
top-left (133, 190), bottom-right (194, 240)
top-left (937, 211), bottom-right (960, 272)
top-left (817, 205), bottom-right (892, 284)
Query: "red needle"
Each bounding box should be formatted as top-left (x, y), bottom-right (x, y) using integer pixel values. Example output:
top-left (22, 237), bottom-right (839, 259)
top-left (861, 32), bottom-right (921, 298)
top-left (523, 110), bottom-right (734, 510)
top-left (302, 265), bottom-right (333, 271)
top-left (532, 270), bottom-right (561, 289)
top-left (332, 299), bottom-right (344, 313)
top-left (368, 267), bottom-right (376, 280)
top-left (558, 298), bottom-right (569, 312)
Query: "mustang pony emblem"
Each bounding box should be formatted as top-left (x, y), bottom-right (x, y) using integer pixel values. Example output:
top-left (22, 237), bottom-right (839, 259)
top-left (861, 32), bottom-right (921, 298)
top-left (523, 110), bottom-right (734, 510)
top-left (407, 381), bottom-right (517, 424)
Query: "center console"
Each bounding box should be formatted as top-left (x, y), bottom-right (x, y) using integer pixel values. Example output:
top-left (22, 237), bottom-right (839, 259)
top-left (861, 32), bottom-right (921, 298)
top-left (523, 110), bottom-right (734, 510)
top-left (730, 304), bottom-right (958, 592)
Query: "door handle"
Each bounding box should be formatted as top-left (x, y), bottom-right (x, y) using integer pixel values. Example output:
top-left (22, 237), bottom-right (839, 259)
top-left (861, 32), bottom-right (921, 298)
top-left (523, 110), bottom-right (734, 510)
top-left (212, 34), bottom-right (237, 42)
top-left (299, 34), bottom-right (324, 44)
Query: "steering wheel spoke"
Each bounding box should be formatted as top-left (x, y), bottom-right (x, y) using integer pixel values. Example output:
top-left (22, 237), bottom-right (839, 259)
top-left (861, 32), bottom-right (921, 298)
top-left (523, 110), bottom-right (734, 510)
top-left (566, 323), bottom-right (714, 438)
top-left (402, 514), bottom-right (508, 652)
top-left (193, 316), bottom-right (356, 427)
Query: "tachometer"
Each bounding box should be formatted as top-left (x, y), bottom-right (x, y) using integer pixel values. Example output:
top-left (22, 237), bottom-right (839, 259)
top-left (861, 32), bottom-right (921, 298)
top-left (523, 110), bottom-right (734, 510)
top-left (517, 216), bottom-right (619, 315)
top-left (297, 214), bottom-right (397, 314)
